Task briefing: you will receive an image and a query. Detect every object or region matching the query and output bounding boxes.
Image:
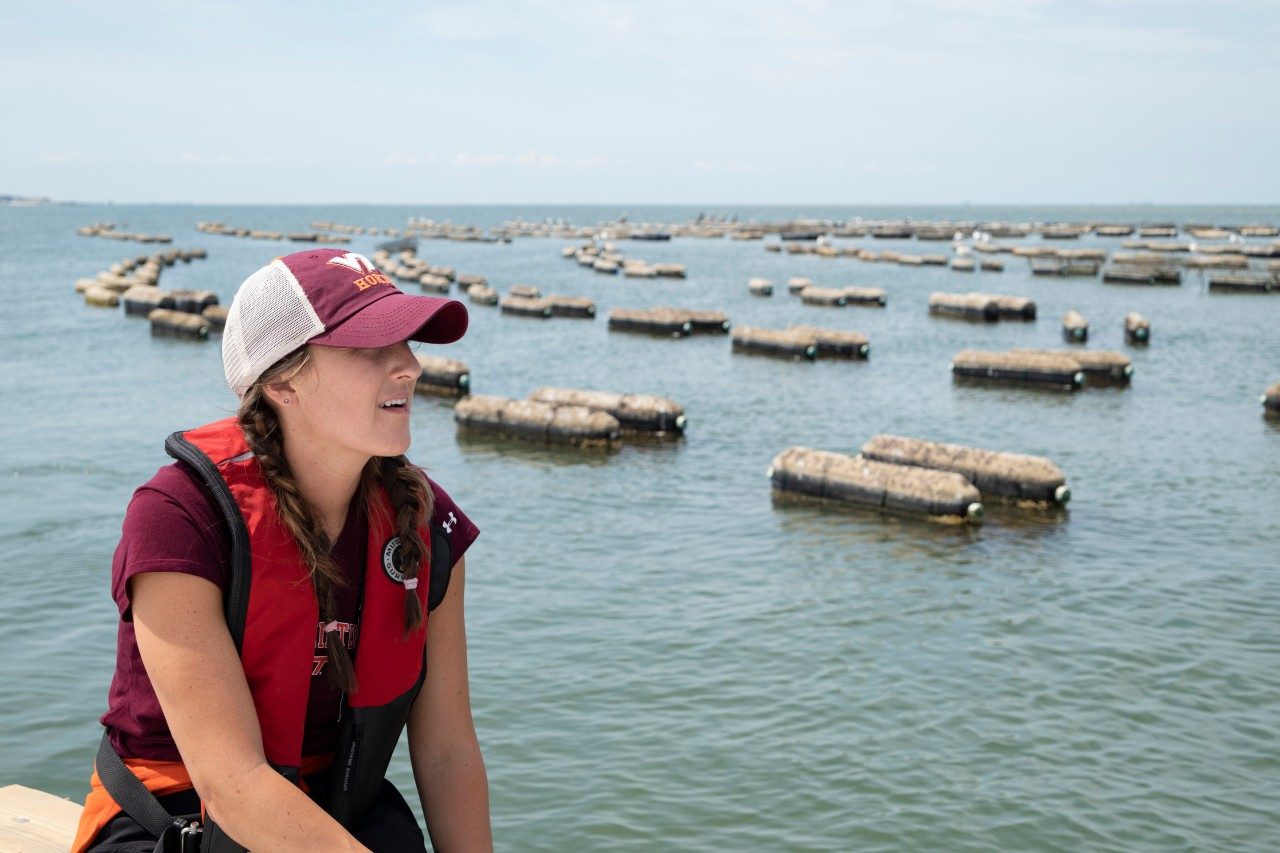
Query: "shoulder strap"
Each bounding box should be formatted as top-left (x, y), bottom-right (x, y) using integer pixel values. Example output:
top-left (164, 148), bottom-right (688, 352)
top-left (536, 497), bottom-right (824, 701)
top-left (165, 431), bottom-right (253, 652)
top-left (95, 732), bottom-right (190, 839)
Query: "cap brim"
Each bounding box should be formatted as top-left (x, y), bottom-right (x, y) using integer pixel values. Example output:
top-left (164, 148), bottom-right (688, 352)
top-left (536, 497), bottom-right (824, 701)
top-left (309, 292), bottom-right (468, 348)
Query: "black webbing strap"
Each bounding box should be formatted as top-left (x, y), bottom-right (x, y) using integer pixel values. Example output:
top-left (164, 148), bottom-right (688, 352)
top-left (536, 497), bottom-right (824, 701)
top-left (95, 731), bottom-right (189, 839)
top-left (164, 431), bottom-right (252, 653)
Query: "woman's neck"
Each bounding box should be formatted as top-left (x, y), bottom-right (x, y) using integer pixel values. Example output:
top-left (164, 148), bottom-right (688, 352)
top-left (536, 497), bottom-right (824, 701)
top-left (281, 433), bottom-right (366, 543)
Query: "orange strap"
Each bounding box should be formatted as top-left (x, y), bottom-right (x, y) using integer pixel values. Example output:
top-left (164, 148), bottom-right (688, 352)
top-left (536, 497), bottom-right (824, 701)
top-left (71, 754), bottom-right (333, 852)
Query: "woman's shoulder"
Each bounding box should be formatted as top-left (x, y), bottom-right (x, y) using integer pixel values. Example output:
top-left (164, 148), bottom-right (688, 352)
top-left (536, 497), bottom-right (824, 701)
top-left (418, 470), bottom-right (480, 563)
top-left (113, 460), bottom-right (231, 614)
top-left (128, 460), bottom-right (222, 524)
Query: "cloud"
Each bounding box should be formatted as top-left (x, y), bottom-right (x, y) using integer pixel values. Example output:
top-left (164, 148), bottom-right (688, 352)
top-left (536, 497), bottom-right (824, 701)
top-left (416, 2), bottom-right (635, 41)
top-left (384, 151), bottom-right (435, 166)
top-left (693, 159), bottom-right (761, 173)
top-left (904, 0), bottom-right (1050, 20)
top-left (453, 149), bottom-right (612, 168)
top-left (172, 152), bottom-right (273, 166)
top-left (414, 4), bottom-right (556, 41)
top-left (38, 151), bottom-right (84, 163)
top-left (453, 151), bottom-right (509, 166)
top-left (1039, 22), bottom-right (1229, 56)
top-left (406, 0), bottom-right (1242, 99)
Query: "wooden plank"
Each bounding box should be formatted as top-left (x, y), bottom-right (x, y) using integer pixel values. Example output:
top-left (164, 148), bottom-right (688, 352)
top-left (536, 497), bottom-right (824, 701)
top-left (0, 785), bottom-right (81, 853)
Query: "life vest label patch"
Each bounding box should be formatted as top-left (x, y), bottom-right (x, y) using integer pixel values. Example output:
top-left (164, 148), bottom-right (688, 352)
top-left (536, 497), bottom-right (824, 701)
top-left (381, 536), bottom-right (404, 583)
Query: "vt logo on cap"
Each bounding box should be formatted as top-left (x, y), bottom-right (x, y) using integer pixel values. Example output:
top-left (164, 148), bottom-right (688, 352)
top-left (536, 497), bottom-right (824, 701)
top-left (326, 252), bottom-right (391, 291)
top-left (326, 252), bottom-right (378, 274)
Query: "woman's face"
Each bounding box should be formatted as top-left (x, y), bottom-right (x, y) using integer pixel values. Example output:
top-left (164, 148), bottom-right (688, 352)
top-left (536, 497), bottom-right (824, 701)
top-left (279, 342), bottom-right (422, 464)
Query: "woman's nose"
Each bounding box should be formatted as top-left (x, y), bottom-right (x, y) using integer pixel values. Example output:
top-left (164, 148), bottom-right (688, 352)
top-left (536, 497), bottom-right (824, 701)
top-left (391, 342), bottom-right (422, 382)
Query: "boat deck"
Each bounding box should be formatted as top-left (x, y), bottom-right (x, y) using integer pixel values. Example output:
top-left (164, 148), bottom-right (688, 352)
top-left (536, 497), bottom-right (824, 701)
top-left (0, 785), bottom-right (79, 852)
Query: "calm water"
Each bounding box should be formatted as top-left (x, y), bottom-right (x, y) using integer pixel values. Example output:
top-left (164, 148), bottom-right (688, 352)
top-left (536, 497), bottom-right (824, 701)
top-left (2, 204), bottom-right (1279, 851)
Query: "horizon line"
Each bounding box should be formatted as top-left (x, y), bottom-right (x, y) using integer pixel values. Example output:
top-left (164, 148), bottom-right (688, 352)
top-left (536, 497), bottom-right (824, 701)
top-left (9, 199), bottom-right (1280, 208)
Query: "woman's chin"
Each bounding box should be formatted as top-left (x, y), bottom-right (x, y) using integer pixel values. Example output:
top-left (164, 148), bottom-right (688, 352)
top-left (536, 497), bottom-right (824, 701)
top-left (375, 431), bottom-right (413, 459)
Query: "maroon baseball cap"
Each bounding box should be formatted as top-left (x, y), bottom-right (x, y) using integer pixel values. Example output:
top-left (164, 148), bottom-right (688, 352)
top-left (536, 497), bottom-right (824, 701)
top-left (285, 248), bottom-right (467, 347)
top-left (222, 248), bottom-right (468, 395)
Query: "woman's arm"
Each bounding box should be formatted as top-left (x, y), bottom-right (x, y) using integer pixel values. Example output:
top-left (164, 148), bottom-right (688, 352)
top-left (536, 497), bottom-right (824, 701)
top-left (131, 571), bottom-right (368, 852)
top-left (408, 557), bottom-right (493, 851)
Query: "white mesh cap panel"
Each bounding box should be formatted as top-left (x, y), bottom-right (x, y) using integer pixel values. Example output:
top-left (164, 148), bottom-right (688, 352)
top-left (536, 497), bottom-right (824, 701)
top-left (222, 260), bottom-right (326, 396)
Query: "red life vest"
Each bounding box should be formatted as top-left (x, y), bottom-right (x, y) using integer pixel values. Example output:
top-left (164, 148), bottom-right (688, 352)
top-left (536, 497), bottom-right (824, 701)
top-left (88, 418), bottom-right (449, 849)
top-left (169, 417), bottom-right (438, 831)
top-left (174, 417), bottom-right (429, 769)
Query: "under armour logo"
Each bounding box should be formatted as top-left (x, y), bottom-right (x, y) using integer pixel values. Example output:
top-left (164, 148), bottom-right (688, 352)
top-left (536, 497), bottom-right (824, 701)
top-left (442, 512), bottom-right (457, 533)
top-left (325, 252), bottom-right (377, 274)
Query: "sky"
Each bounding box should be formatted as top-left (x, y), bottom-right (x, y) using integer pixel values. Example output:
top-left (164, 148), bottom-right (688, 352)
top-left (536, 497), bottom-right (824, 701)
top-left (2, 0), bottom-right (1277, 204)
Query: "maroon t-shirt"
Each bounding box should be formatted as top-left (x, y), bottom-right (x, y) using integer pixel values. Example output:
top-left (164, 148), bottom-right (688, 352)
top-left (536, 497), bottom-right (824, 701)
top-left (102, 460), bottom-right (479, 761)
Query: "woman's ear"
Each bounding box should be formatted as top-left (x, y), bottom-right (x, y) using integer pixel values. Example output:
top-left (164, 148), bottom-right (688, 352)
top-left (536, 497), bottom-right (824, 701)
top-left (260, 380), bottom-right (296, 408)
top-left (257, 347), bottom-right (314, 409)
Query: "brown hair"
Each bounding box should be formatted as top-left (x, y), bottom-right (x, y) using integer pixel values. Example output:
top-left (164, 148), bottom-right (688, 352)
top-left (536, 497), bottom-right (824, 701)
top-left (236, 347), bottom-right (434, 694)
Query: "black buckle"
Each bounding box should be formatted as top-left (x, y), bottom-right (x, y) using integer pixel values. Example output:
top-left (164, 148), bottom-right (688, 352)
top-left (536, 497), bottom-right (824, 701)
top-left (156, 818), bottom-right (202, 853)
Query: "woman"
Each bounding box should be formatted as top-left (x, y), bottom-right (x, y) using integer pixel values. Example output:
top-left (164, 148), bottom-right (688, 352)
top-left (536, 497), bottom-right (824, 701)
top-left (73, 249), bottom-right (492, 851)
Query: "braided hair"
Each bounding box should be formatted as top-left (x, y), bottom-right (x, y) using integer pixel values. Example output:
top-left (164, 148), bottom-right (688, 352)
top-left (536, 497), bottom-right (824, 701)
top-left (236, 347), bottom-right (435, 694)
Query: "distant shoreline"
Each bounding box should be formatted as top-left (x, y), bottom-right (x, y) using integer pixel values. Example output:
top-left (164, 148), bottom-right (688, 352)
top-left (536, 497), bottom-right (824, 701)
top-left (3, 198), bottom-right (1277, 209)
top-left (0, 195), bottom-right (65, 206)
